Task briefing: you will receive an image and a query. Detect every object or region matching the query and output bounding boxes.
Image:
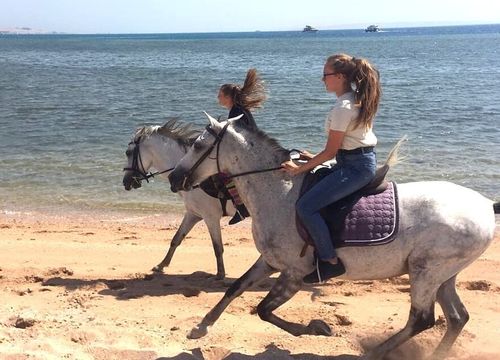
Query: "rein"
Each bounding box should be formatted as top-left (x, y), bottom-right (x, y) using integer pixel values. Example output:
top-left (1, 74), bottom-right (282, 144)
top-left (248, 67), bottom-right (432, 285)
top-left (225, 165), bottom-right (283, 179)
top-left (123, 136), bottom-right (174, 183)
top-left (226, 149), bottom-right (303, 179)
top-left (183, 123), bottom-right (291, 189)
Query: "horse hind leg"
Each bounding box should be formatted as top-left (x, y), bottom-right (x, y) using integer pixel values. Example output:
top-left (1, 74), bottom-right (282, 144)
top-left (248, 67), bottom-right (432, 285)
top-left (256, 272), bottom-right (332, 337)
top-left (365, 266), bottom-right (441, 360)
top-left (152, 212), bottom-right (201, 273)
top-left (430, 275), bottom-right (469, 359)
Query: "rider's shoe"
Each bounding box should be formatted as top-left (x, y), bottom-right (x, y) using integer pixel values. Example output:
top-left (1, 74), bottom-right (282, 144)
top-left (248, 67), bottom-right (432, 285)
top-left (229, 204), bottom-right (250, 225)
top-left (303, 257), bottom-right (345, 284)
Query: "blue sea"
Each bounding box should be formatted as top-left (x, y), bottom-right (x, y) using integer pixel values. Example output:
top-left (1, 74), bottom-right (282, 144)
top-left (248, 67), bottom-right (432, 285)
top-left (1, 24), bottom-right (499, 215)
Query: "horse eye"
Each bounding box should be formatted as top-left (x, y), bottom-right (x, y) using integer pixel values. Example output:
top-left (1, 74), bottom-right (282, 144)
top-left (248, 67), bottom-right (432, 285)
top-left (125, 149), bottom-right (132, 156)
top-left (193, 142), bottom-right (203, 151)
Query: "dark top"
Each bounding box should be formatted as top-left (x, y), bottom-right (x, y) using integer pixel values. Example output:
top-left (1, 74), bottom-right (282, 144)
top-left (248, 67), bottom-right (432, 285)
top-left (229, 104), bottom-right (257, 130)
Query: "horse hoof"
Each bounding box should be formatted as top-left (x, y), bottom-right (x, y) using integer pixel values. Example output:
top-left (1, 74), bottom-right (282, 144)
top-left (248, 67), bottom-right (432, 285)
top-left (307, 319), bottom-right (332, 336)
top-left (151, 265), bottom-right (164, 273)
top-left (187, 326), bottom-right (208, 339)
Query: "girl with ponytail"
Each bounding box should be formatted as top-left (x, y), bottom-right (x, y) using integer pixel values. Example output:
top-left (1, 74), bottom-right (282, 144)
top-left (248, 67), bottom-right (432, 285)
top-left (281, 54), bottom-right (381, 283)
top-left (218, 68), bottom-right (267, 131)
top-left (217, 68), bottom-right (267, 224)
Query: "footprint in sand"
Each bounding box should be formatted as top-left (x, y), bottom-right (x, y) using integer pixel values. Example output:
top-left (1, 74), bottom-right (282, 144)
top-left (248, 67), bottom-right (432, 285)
top-left (10, 316), bottom-right (37, 329)
top-left (461, 280), bottom-right (499, 292)
top-left (45, 267), bottom-right (74, 276)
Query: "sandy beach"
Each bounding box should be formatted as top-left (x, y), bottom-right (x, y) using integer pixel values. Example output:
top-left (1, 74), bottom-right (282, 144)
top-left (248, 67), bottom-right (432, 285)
top-left (0, 209), bottom-right (499, 360)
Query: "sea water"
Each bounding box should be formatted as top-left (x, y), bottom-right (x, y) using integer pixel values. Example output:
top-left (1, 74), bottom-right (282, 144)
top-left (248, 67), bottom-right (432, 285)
top-left (1, 24), bottom-right (499, 215)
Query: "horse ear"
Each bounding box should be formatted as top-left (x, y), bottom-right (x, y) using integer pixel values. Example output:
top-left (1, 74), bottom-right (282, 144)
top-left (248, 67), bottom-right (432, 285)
top-left (203, 111), bottom-right (220, 128)
top-left (227, 114), bottom-right (243, 122)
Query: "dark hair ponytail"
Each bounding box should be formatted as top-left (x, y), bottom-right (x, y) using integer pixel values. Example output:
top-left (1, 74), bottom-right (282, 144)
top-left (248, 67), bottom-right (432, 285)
top-left (220, 68), bottom-right (267, 110)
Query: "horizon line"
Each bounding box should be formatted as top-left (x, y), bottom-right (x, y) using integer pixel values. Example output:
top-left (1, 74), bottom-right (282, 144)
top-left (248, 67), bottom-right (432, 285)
top-left (1, 21), bottom-right (499, 36)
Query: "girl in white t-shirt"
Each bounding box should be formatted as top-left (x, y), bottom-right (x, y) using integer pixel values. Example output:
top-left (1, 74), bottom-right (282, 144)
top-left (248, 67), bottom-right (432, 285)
top-left (281, 54), bottom-right (381, 283)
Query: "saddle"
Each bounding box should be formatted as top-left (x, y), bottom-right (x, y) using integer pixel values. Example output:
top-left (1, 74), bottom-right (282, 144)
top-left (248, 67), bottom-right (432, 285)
top-left (296, 164), bottom-right (399, 257)
top-left (199, 175), bottom-right (232, 216)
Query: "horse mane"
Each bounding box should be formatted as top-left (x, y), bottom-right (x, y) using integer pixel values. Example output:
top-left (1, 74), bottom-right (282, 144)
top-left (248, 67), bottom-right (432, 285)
top-left (241, 124), bottom-right (290, 159)
top-left (135, 118), bottom-right (202, 148)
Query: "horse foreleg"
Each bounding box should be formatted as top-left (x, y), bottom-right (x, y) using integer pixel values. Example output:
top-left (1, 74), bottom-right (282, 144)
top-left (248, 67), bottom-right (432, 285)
top-left (188, 256), bottom-right (276, 339)
top-left (152, 212), bottom-right (202, 273)
top-left (256, 272), bottom-right (331, 336)
top-left (431, 275), bottom-right (469, 359)
top-left (203, 217), bottom-right (225, 280)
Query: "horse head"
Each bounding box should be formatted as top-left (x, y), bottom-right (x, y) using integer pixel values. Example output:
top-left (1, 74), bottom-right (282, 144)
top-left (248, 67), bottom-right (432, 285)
top-left (169, 113), bottom-right (238, 193)
top-left (124, 120), bottom-right (202, 191)
top-left (122, 129), bottom-right (156, 191)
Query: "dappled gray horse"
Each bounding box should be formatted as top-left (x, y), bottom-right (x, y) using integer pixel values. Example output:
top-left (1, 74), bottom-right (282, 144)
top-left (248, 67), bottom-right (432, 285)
top-left (169, 114), bottom-right (499, 359)
top-left (122, 119), bottom-right (238, 279)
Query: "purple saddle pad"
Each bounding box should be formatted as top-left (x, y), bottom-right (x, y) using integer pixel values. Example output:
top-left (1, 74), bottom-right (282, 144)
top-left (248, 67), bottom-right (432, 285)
top-left (335, 181), bottom-right (399, 247)
top-left (297, 181), bottom-right (399, 251)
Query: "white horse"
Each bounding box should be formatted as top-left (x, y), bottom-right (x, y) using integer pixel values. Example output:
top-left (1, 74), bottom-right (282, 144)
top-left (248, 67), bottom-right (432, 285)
top-left (122, 119), bottom-right (238, 280)
top-left (168, 114), bottom-right (499, 359)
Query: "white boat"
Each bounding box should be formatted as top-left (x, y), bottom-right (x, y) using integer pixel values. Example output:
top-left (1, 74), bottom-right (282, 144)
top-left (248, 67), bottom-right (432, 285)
top-left (302, 25), bottom-right (318, 33)
top-left (365, 25), bottom-right (380, 32)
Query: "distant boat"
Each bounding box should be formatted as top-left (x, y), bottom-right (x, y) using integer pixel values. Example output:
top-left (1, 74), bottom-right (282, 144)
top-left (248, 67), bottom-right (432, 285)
top-left (365, 25), bottom-right (380, 32)
top-left (302, 25), bottom-right (318, 33)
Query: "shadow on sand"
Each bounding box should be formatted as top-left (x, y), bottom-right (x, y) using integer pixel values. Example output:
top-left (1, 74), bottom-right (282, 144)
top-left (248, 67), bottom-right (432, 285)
top-left (39, 274), bottom-right (438, 360)
top-left (155, 338), bottom-right (438, 360)
top-left (41, 270), bottom-right (280, 300)
top-left (156, 344), bottom-right (362, 359)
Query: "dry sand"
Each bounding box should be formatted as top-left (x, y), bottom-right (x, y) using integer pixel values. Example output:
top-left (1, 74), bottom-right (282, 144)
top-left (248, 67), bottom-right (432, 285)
top-left (0, 209), bottom-right (499, 360)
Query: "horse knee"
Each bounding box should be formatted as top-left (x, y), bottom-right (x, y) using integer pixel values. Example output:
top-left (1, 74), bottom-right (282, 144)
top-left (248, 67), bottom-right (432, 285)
top-left (410, 306), bottom-right (435, 336)
top-left (225, 277), bottom-right (250, 298)
top-left (170, 234), bottom-right (186, 247)
top-left (447, 307), bottom-right (469, 331)
top-left (256, 303), bottom-right (271, 321)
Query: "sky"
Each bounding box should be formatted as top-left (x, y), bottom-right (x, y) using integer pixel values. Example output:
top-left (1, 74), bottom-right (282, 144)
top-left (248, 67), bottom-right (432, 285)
top-left (1, 0), bottom-right (499, 34)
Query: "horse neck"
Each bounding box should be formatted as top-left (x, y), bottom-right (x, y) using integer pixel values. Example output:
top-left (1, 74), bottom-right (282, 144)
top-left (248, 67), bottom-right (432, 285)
top-left (221, 130), bottom-right (303, 218)
top-left (220, 129), bottom-right (308, 257)
top-left (147, 134), bottom-right (186, 179)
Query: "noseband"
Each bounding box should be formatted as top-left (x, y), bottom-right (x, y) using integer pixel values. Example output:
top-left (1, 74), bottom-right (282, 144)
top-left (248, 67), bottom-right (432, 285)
top-left (123, 136), bottom-right (174, 183)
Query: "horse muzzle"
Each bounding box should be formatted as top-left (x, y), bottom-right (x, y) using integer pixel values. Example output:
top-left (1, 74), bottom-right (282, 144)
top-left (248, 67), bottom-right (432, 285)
top-left (168, 167), bottom-right (192, 193)
top-left (122, 173), bottom-right (142, 191)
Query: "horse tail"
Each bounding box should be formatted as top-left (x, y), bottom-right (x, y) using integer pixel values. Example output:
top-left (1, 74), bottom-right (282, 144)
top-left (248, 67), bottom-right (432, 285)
top-left (494, 202), bottom-right (500, 214)
top-left (383, 135), bottom-right (408, 168)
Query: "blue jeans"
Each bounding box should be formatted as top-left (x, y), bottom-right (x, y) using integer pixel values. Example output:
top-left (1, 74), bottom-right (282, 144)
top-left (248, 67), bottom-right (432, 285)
top-left (296, 151), bottom-right (377, 260)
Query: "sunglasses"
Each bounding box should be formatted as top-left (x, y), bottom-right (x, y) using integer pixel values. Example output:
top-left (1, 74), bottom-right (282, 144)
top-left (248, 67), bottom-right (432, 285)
top-left (322, 72), bottom-right (338, 79)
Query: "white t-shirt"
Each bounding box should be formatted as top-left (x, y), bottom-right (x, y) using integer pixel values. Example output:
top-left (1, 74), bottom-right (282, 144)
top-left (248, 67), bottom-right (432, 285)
top-left (324, 92), bottom-right (377, 150)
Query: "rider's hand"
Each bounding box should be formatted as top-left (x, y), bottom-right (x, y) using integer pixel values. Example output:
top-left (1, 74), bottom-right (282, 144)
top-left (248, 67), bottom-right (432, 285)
top-left (299, 150), bottom-right (314, 160)
top-left (280, 160), bottom-right (302, 176)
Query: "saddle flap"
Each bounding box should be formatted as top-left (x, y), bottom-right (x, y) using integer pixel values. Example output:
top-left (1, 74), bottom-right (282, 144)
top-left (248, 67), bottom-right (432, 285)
top-left (199, 175), bottom-right (232, 200)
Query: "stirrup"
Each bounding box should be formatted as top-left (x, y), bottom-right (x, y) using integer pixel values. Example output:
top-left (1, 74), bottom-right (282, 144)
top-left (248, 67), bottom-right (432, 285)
top-left (229, 209), bottom-right (245, 225)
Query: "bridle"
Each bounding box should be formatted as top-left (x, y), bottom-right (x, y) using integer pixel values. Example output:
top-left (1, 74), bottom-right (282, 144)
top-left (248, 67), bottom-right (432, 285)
top-left (180, 122), bottom-right (286, 190)
top-left (123, 136), bottom-right (175, 183)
